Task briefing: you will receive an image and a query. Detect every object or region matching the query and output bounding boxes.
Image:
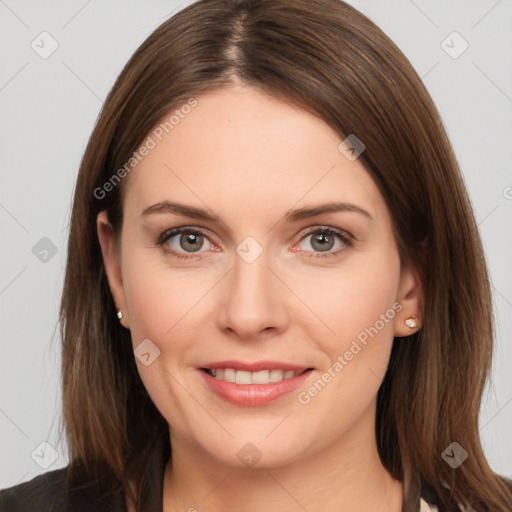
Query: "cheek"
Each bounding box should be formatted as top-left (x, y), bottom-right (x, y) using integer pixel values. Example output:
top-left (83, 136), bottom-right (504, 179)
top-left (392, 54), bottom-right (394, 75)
top-left (295, 262), bottom-right (401, 436)
top-left (320, 250), bottom-right (401, 396)
top-left (122, 242), bottom-right (214, 344)
top-left (339, 269), bottom-right (399, 355)
top-left (300, 248), bottom-right (401, 350)
top-left (120, 254), bottom-right (209, 425)
top-left (293, 250), bottom-right (402, 420)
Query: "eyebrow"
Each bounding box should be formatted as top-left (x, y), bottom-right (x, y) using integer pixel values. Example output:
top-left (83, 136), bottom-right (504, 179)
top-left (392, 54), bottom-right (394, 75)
top-left (141, 201), bottom-right (220, 221)
top-left (284, 202), bottom-right (373, 222)
top-left (140, 200), bottom-right (373, 222)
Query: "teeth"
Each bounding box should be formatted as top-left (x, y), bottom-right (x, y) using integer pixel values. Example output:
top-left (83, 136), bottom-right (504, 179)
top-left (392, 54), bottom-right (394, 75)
top-left (235, 370), bottom-right (252, 384)
top-left (209, 368), bottom-right (303, 384)
top-left (252, 370), bottom-right (271, 384)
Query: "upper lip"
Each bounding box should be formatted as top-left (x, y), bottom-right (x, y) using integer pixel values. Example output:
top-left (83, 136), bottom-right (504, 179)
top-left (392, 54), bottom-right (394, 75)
top-left (199, 360), bottom-right (312, 372)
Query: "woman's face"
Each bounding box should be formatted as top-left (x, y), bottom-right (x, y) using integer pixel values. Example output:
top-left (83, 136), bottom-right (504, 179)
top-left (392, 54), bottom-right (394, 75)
top-left (98, 85), bottom-right (421, 469)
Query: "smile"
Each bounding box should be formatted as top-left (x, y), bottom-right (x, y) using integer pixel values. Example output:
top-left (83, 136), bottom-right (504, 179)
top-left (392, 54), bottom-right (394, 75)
top-left (198, 366), bottom-right (314, 406)
top-left (203, 368), bottom-right (308, 384)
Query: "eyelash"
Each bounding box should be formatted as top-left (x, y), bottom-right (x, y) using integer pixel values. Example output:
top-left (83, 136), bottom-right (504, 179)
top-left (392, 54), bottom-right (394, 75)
top-left (156, 226), bottom-right (354, 261)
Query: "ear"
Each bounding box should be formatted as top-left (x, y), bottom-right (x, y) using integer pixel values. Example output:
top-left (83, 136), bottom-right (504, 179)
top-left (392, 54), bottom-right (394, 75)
top-left (394, 260), bottom-right (423, 337)
top-left (96, 210), bottom-right (130, 329)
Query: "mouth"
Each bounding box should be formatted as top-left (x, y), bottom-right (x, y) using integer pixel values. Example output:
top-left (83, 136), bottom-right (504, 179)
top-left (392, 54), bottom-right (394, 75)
top-left (198, 365), bottom-right (315, 406)
top-left (200, 367), bottom-right (312, 385)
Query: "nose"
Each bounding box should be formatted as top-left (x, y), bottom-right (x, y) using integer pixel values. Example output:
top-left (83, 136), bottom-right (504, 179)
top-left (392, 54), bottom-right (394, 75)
top-left (216, 249), bottom-right (289, 340)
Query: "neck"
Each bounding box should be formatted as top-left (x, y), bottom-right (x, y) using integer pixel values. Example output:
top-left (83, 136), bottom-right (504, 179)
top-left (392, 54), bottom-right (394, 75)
top-left (162, 404), bottom-right (403, 512)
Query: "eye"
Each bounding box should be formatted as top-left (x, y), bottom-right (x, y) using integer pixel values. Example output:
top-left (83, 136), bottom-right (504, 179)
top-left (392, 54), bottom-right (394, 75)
top-left (157, 225), bottom-right (353, 261)
top-left (294, 226), bottom-right (353, 258)
top-left (157, 227), bottom-right (214, 260)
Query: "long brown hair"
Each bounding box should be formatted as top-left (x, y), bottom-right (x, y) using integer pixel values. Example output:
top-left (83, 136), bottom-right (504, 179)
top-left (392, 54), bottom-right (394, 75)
top-left (59, 0), bottom-right (512, 510)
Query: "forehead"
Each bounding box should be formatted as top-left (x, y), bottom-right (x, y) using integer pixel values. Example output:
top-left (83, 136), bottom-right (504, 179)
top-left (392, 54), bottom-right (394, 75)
top-left (123, 86), bottom-right (388, 226)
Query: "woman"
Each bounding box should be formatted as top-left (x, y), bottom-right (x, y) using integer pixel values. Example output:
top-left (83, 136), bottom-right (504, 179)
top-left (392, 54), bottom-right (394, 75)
top-left (1, 0), bottom-right (511, 511)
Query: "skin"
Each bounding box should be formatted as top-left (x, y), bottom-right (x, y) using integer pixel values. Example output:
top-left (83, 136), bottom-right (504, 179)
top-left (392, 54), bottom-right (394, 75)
top-left (97, 84), bottom-right (423, 512)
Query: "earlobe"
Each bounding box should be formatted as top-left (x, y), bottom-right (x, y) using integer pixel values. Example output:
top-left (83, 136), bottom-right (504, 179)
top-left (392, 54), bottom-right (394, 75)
top-left (96, 210), bottom-right (130, 329)
top-left (394, 262), bottom-right (423, 338)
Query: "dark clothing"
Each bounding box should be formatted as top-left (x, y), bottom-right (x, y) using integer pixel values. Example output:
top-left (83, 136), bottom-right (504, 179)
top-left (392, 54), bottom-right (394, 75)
top-left (0, 467), bottom-right (127, 512)
top-left (2, 464), bottom-right (506, 511)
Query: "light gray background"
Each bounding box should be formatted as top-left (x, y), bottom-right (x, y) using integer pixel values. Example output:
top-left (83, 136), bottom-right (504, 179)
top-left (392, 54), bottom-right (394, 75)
top-left (1, 0), bottom-right (511, 489)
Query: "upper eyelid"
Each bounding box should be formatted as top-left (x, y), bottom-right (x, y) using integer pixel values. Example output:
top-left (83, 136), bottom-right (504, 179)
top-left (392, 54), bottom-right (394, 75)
top-left (300, 225), bottom-right (352, 239)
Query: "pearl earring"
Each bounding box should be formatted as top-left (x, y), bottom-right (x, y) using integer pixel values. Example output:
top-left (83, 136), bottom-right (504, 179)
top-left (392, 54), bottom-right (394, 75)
top-left (404, 315), bottom-right (418, 329)
top-left (117, 310), bottom-right (123, 320)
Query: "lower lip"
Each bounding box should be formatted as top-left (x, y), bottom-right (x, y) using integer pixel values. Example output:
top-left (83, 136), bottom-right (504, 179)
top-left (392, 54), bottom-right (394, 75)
top-left (198, 369), bottom-right (314, 406)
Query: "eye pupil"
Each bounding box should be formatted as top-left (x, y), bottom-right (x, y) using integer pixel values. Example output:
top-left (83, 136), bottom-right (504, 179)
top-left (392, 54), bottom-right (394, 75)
top-left (181, 233), bottom-right (203, 252)
top-left (311, 232), bottom-right (334, 252)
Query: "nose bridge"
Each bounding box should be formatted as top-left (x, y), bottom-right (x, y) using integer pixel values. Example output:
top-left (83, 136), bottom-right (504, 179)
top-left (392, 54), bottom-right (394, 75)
top-left (218, 243), bottom-right (288, 337)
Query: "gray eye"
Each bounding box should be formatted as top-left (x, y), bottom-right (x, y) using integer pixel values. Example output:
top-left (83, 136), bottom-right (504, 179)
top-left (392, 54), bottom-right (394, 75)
top-left (178, 232), bottom-right (204, 252)
top-left (309, 232), bottom-right (335, 252)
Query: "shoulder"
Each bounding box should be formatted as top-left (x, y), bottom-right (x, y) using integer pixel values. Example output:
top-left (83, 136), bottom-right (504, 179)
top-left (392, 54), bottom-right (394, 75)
top-left (420, 481), bottom-right (455, 512)
top-left (0, 467), bottom-right (68, 512)
top-left (0, 465), bottom-right (127, 512)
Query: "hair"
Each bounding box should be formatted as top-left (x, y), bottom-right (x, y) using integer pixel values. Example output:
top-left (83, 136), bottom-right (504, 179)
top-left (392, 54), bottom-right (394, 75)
top-left (58, 0), bottom-right (512, 511)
